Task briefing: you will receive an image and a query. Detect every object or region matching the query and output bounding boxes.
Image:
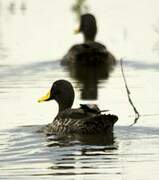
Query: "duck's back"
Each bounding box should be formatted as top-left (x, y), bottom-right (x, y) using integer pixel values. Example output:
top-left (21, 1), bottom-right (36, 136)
top-left (62, 42), bottom-right (116, 65)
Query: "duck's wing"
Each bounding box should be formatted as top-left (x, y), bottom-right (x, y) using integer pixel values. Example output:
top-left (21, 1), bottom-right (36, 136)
top-left (80, 104), bottom-right (109, 114)
top-left (80, 104), bottom-right (100, 114)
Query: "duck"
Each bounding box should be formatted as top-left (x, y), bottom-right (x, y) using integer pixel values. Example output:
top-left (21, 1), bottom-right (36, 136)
top-left (38, 80), bottom-right (118, 135)
top-left (61, 13), bottom-right (116, 65)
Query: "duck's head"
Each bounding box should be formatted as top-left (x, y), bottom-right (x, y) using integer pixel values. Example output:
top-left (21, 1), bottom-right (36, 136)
top-left (38, 80), bottom-right (75, 112)
top-left (75, 13), bottom-right (97, 42)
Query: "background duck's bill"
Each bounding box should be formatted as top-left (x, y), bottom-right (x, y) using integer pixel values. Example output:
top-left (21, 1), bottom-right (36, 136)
top-left (74, 27), bottom-right (80, 34)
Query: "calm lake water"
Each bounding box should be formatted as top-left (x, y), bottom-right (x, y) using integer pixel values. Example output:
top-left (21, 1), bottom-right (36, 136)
top-left (0, 0), bottom-right (159, 179)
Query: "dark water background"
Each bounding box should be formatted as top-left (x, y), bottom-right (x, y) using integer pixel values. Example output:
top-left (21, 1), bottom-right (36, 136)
top-left (0, 0), bottom-right (159, 179)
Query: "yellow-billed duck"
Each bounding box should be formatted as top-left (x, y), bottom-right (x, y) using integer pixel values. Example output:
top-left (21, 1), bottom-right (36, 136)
top-left (61, 13), bottom-right (116, 65)
top-left (38, 80), bottom-right (118, 135)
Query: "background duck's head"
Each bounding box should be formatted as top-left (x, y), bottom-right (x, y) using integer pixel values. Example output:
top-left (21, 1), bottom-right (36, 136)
top-left (38, 80), bottom-right (75, 112)
top-left (75, 13), bottom-right (97, 42)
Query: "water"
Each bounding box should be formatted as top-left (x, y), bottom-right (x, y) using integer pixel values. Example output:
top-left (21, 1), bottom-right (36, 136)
top-left (0, 0), bottom-right (159, 179)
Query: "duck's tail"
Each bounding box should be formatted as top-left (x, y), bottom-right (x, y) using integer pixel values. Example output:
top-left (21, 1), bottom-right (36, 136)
top-left (80, 114), bottom-right (118, 135)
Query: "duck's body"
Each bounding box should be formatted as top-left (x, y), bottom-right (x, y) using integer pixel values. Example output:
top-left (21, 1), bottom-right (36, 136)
top-left (44, 109), bottom-right (117, 135)
top-left (61, 13), bottom-right (116, 65)
top-left (62, 42), bottom-right (116, 65)
top-left (38, 80), bottom-right (118, 136)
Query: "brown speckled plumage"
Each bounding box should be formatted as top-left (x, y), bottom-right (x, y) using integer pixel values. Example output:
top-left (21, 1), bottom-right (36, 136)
top-left (44, 113), bottom-right (117, 135)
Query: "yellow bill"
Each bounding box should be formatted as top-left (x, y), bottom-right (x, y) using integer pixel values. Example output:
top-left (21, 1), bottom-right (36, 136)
top-left (38, 91), bottom-right (51, 103)
top-left (74, 27), bottom-right (80, 34)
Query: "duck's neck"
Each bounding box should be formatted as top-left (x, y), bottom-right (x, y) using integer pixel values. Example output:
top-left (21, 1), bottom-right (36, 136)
top-left (58, 103), bottom-right (72, 113)
top-left (57, 95), bottom-right (74, 113)
top-left (84, 35), bottom-right (96, 43)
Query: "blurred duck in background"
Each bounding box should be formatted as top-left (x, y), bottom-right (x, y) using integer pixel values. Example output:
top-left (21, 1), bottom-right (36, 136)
top-left (62, 13), bottom-right (116, 65)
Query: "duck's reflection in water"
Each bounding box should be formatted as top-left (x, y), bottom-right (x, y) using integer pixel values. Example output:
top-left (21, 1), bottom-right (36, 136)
top-left (46, 133), bottom-right (118, 176)
top-left (63, 62), bottom-right (115, 100)
top-left (47, 133), bottom-right (116, 147)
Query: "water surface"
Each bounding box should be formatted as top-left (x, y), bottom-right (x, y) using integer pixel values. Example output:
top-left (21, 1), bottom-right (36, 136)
top-left (0, 0), bottom-right (159, 179)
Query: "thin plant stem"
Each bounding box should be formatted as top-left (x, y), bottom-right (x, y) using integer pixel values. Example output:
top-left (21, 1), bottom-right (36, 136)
top-left (120, 58), bottom-right (140, 125)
